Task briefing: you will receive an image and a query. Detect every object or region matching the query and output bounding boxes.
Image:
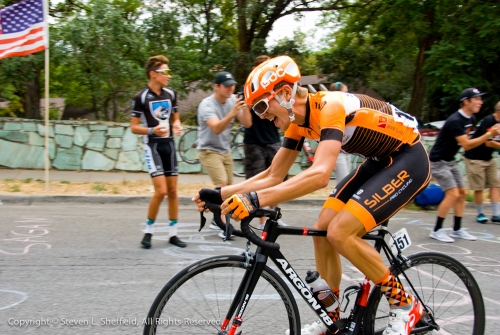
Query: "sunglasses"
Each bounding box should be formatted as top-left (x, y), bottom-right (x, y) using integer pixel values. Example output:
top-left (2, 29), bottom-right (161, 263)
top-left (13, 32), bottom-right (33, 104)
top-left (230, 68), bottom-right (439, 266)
top-left (154, 69), bottom-right (171, 75)
top-left (252, 87), bottom-right (285, 116)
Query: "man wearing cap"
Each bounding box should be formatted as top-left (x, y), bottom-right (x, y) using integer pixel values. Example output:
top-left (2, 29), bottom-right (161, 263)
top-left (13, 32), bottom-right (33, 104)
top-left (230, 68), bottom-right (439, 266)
top-left (464, 101), bottom-right (500, 224)
top-left (197, 71), bottom-right (252, 238)
top-left (429, 88), bottom-right (500, 242)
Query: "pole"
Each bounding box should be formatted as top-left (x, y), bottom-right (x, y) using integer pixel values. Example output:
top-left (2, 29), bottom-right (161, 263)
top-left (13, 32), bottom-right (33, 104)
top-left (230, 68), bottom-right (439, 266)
top-left (43, 0), bottom-right (49, 193)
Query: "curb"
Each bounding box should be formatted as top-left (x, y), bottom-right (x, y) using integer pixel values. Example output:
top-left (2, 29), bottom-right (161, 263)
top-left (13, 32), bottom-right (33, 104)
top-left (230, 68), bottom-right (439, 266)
top-left (0, 194), bottom-right (327, 207)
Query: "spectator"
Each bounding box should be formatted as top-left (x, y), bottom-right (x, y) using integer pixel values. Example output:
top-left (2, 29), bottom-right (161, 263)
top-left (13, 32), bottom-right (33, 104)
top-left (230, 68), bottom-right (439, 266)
top-left (130, 55), bottom-right (185, 249)
top-left (243, 55), bottom-right (287, 228)
top-left (428, 88), bottom-right (500, 242)
top-left (197, 71), bottom-right (252, 238)
top-left (464, 101), bottom-right (500, 224)
top-left (329, 81), bottom-right (352, 181)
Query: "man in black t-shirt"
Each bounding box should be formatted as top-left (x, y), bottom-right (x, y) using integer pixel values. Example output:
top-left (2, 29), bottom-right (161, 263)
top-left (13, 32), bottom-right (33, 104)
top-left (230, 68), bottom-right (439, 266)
top-left (464, 101), bottom-right (500, 224)
top-left (429, 88), bottom-right (500, 243)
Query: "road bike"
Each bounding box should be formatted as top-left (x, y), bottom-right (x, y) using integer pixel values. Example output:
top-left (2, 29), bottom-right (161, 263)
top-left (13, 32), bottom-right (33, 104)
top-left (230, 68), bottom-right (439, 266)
top-left (143, 202), bottom-right (485, 335)
top-left (177, 126), bottom-right (246, 177)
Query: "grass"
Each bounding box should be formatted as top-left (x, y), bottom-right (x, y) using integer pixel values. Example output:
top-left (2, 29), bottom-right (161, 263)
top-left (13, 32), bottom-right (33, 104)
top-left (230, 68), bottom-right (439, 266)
top-left (60, 180), bottom-right (70, 184)
top-left (22, 178), bottom-right (32, 183)
top-left (91, 183), bottom-right (106, 192)
top-left (9, 184), bottom-right (20, 192)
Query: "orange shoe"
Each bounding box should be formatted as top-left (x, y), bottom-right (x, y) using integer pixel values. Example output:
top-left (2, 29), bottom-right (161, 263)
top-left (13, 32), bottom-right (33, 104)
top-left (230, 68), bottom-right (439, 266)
top-left (383, 297), bottom-right (424, 335)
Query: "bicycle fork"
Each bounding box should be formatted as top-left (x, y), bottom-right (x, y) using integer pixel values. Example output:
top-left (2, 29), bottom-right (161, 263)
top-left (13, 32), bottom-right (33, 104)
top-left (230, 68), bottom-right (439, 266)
top-left (220, 252), bottom-right (269, 335)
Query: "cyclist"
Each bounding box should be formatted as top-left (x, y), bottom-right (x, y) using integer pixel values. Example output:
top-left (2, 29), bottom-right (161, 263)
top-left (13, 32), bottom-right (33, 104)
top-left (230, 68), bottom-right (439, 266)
top-left (131, 55), bottom-right (185, 249)
top-left (194, 56), bottom-right (430, 335)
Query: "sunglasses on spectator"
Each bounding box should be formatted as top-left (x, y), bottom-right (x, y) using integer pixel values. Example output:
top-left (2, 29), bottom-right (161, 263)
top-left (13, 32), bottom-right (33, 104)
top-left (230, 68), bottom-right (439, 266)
top-left (252, 87), bottom-right (285, 116)
top-left (154, 69), bottom-right (171, 75)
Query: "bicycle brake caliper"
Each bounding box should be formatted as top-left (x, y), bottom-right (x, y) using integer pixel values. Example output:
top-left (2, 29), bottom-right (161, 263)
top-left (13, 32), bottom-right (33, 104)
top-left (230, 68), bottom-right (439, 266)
top-left (242, 241), bottom-right (254, 268)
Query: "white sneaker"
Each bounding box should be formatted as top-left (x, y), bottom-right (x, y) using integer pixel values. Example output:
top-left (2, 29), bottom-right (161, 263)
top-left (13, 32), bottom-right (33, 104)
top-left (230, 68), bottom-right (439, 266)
top-left (218, 231), bottom-right (233, 240)
top-left (209, 221), bottom-right (220, 230)
top-left (449, 228), bottom-right (477, 241)
top-left (382, 298), bottom-right (424, 335)
top-left (429, 229), bottom-right (454, 243)
top-left (277, 219), bottom-right (288, 227)
top-left (285, 320), bottom-right (326, 335)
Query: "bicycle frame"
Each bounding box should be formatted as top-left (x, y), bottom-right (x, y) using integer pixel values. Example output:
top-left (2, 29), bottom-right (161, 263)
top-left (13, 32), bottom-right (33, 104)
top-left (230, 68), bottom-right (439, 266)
top-left (219, 219), bottom-right (436, 335)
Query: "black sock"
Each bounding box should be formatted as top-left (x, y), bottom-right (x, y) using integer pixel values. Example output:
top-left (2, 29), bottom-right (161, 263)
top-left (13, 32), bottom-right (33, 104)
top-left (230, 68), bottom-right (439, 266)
top-left (453, 216), bottom-right (462, 231)
top-left (434, 217), bottom-right (445, 232)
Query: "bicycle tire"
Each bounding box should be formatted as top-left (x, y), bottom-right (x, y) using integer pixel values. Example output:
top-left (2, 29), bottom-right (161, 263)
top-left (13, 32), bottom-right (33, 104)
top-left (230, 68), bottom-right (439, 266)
top-left (363, 251), bottom-right (485, 335)
top-left (177, 128), bottom-right (199, 164)
top-left (231, 143), bottom-right (246, 177)
top-left (143, 255), bottom-right (301, 335)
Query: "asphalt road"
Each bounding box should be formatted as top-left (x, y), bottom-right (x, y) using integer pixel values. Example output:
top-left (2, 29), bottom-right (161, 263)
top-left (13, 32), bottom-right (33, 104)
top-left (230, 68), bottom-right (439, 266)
top-left (0, 201), bottom-right (499, 334)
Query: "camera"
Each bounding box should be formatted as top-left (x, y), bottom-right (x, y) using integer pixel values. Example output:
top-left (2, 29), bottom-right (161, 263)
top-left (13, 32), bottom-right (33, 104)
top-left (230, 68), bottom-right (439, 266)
top-left (237, 92), bottom-right (245, 100)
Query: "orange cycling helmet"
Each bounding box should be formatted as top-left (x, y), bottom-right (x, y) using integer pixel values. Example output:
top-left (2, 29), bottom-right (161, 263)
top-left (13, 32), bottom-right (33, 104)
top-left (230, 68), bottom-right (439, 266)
top-left (244, 56), bottom-right (301, 104)
top-left (244, 56), bottom-right (301, 121)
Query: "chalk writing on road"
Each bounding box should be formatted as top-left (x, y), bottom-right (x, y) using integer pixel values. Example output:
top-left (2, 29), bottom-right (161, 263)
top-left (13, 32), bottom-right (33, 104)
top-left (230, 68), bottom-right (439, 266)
top-left (0, 219), bottom-right (51, 255)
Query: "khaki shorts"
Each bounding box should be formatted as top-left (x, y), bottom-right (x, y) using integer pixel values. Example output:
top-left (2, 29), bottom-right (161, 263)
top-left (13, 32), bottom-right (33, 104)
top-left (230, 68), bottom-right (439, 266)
top-left (465, 158), bottom-right (500, 190)
top-left (198, 150), bottom-right (233, 186)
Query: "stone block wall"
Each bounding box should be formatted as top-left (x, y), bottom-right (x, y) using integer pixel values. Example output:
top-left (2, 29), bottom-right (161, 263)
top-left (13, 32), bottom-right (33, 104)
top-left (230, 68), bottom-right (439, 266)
top-left (1, 117), bottom-right (496, 177)
top-left (0, 118), bottom-right (148, 172)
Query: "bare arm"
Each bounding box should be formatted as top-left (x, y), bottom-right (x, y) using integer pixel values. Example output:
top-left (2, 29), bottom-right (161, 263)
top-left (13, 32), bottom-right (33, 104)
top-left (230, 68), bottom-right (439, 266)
top-left (206, 99), bottom-right (249, 134)
top-left (220, 147), bottom-right (299, 199)
top-left (236, 103), bottom-right (252, 128)
top-left (171, 112), bottom-right (183, 136)
top-left (456, 124), bottom-right (500, 151)
top-left (485, 141), bottom-right (500, 149)
top-left (130, 117), bottom-right (168, 137)
top-left (250, 140), bottom-right (340, 208)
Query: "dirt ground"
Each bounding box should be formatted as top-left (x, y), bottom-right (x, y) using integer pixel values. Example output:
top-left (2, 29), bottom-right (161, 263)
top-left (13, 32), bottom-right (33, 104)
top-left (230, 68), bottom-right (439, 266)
top-left (0, 177), bottom-right (333, 198)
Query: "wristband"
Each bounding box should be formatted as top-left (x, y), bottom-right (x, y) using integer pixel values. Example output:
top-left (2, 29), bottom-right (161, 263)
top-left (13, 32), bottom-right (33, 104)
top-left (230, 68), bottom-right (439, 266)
top-left (486, 131), bottom-right (491, 137)
top-left (148, 127), bottom-right (154, 136)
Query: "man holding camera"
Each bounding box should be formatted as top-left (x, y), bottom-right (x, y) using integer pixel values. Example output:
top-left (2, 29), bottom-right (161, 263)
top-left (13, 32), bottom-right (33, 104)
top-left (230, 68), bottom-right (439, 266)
top-left (197, 71), bottom-right (252, 237)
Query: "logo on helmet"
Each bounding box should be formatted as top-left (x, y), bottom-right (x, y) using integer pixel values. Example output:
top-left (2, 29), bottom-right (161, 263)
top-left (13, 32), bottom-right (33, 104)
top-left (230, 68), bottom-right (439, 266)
top-left (261, 68), bottom-right (286, 89)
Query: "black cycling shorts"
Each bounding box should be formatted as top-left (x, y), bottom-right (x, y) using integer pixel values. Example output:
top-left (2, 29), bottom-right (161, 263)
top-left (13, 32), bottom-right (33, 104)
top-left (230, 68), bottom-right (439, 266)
top-left (144, 140), bottom-right (178, 178)
top-left (324, 140), bottom-right (430, 231)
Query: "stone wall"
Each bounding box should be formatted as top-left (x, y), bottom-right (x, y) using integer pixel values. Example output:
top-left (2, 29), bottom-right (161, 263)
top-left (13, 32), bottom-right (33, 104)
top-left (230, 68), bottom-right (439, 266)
top-left (0, 118), bottom-right (147, 172)
top-left (1, 117), bottom-right (495, 177)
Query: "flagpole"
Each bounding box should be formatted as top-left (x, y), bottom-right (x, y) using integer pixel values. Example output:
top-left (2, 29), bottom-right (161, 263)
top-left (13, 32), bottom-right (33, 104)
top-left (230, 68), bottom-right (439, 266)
top-left (43, 0), bottom-right (49, 194)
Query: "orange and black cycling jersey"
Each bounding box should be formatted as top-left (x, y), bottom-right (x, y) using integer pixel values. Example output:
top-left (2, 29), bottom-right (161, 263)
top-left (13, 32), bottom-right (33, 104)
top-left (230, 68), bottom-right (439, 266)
top-left (282, 91), bottom-right (420, 160)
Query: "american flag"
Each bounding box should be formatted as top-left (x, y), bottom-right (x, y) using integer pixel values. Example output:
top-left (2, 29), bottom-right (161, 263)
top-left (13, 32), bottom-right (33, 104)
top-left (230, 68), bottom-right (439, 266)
top-left (0, 0), bottom-right (46, 59)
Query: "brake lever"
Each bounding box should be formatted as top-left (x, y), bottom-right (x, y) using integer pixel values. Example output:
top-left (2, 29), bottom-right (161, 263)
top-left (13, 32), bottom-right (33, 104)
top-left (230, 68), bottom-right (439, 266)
top-left (223, 213), bottom-right (234, 242)
top-left (198, 210), bottom-right (206, 232)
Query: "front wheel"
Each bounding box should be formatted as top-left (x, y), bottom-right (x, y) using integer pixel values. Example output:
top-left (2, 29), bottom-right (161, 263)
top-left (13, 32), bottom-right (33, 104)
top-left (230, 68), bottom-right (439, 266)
top-left (364, 252), bottom-right (485, 335)
top-left (144, 255), bottom-right (301, 334)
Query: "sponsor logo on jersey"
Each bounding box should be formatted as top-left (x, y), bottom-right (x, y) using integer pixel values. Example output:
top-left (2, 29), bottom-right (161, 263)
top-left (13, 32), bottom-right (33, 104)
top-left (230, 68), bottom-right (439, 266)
top-left (364, 170), bottom-right (411, 208)
top-left (378, 116), bottom-right (388, 128)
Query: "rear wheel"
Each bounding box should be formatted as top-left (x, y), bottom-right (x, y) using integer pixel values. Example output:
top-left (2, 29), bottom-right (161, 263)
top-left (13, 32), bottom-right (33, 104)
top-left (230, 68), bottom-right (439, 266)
top-left (178, 128), bottom-right (199, 164)
top-left (143, 255), bottom-right (301, 334)
top-left (364, 252), bottom-right (485, 335)
top-left (232, 143), bottom-right (246, 177)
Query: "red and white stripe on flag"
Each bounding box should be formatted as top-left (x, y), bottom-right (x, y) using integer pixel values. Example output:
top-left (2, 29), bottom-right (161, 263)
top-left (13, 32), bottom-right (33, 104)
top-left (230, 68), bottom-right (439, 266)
top-left (0, 0), bottom-right (46, 59)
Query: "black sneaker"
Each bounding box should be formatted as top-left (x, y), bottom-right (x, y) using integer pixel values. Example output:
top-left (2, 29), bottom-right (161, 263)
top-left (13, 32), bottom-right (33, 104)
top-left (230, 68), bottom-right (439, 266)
top-left (141, 233), bottom-right (152, 248)
top-left (169, 235), bottom-right (187, 248)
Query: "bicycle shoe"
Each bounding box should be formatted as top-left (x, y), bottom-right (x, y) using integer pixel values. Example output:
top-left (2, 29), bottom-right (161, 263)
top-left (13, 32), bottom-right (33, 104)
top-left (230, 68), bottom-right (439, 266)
top-left (141, 233), bottom-right (152, 249)
top-left (169, 235), bottom-right (187, 248)
top-left (382, 296), bottom-right (424, 335)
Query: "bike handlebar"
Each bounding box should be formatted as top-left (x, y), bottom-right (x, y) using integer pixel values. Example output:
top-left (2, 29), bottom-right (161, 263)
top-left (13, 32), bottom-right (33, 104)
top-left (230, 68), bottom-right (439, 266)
top-left (201, 202), bottom-right (281, 250)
